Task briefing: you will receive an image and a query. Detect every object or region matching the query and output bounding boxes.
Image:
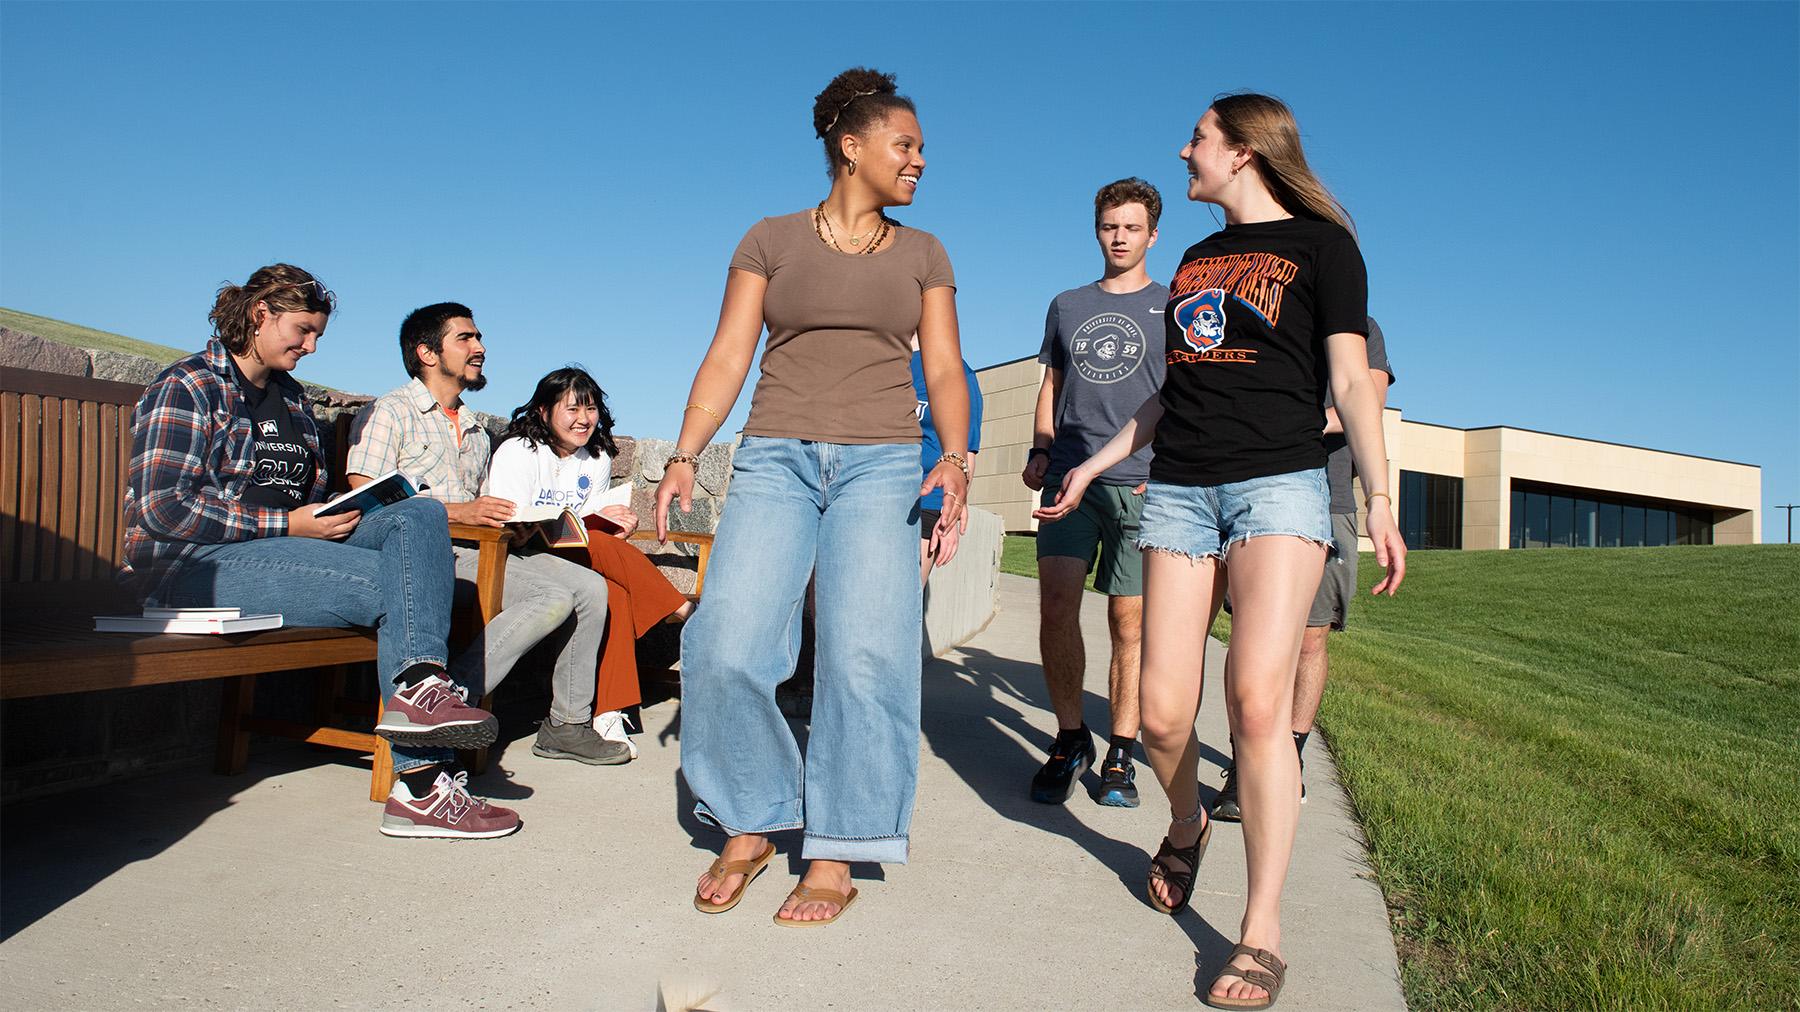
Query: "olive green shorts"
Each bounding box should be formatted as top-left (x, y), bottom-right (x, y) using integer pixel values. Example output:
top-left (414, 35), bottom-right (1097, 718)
top-left (1036, 479), bottom-right (1145, 597)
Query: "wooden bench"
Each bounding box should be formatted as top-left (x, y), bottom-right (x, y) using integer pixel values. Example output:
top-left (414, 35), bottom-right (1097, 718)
top-left (0, 367), bottom-right (509, 802)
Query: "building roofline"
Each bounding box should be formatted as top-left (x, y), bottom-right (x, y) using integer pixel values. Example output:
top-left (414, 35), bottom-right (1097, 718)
top-left (976, 353), bottom-right (1043, 372)
top-left (1386, 406), bottom-right (1760, 470)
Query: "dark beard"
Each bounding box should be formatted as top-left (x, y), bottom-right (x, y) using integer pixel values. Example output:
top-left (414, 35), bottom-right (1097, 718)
top-left (462, 373), bottom-right (488, 392)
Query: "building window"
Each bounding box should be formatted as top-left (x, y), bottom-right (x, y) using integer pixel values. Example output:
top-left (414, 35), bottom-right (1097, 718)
top-left (1509, 481), bottom-right (1715, 549)
top-left (1400, 470), bottom-right (1463, 550)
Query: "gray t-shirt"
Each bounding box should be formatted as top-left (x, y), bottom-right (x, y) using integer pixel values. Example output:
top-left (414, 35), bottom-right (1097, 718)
top-left (1038, 281), bottom-right (1170, 485)
top-left (1323, 316), bottom-right (1395, 514)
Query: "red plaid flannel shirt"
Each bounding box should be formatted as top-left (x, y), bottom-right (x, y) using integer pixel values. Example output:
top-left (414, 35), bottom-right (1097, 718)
top-left (120, 339), bottom-right (329, 600)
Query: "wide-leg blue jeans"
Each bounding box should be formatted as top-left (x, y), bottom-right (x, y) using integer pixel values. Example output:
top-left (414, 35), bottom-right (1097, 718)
top-left (680, 437), bottom-right (923, 864)
top-left (159, 496), bottom-right (456, 773)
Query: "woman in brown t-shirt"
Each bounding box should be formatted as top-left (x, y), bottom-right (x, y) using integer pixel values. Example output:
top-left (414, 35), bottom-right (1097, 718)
top-left (655, 67), bottom-right (971, 927)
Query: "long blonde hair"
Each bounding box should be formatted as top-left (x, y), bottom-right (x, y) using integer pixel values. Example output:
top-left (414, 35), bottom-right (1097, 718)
top-left (1211, 93), bottom-right (1354, 235)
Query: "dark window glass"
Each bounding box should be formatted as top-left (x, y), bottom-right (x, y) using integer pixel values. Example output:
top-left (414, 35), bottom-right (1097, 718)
top-left (1574, 499), bottom-right (1597, 548)
top-left (1511, 489), bottom-right (1525, 549)
top-left (1645, 509), bottom-right (1669, 546)
top-left (1695, 512), bottom-right (1713, 545)
top-left (1399, 470), bottom-right (1462, 549)
top-left (1623, 506), bottom-right (1645, 547)
top-left (1526, 493), bottom-right (1550, 549)
top-left (1550, 496), bottom-right (1574, 547)
top-left (1599, 503), bottom-right (1622, 548)
top-left (1675, 512), bottom-right (1692, 546)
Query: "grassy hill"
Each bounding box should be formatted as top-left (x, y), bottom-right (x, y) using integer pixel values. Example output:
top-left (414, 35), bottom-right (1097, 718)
top-left (1315, 544), bottom-right (1799, 1009)
top-left (999, 539), bottom-right (1799, 1009)
top-left (0, 307), bottom-right (189, 364)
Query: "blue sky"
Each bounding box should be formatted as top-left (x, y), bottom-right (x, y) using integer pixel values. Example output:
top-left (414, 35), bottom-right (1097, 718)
top-left (3, 2), bottom-right (1796, 540)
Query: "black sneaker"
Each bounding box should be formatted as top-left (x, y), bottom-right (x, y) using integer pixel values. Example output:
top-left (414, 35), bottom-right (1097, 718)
top-left (1095, 751), bottom-right (1139, 808)
top-left (1210, 761), bottom-right (1307, 822)
top-left (532, 718), bottom-right (632, 765)
top-left (1210, 764), bottom-right (1242, 822)
top-left (1029, 731), bottom-right (1094, 804)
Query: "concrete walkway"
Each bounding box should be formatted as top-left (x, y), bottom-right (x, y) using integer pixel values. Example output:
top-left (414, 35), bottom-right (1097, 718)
top-left (1, 574), bottom-right (1405, 1011)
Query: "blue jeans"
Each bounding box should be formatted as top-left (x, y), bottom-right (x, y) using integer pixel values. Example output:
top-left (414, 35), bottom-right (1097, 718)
top-left (680, 437), bottom-right (923, 864)
top-left (160, 496), bottom-right (456, 774)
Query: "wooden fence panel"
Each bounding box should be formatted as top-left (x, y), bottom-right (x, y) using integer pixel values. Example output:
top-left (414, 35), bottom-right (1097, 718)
top-left (0, 392), bottom-right (20, 584)
top-left (57, 396), bottom-right (82, 579)
top-left (16, 395), bottom-right (42, 581)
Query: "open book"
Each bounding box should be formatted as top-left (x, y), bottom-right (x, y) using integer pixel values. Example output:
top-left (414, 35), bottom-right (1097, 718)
top-left (318, 469), bottom-right (417, 518)
top-left (95, 607), bottom-right (284, 634)
top-left (508, 481), bottom-right (635, 550)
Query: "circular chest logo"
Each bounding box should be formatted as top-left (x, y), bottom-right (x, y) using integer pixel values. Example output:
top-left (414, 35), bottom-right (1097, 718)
top-left (1069, 312), bottom-right (1148, 384)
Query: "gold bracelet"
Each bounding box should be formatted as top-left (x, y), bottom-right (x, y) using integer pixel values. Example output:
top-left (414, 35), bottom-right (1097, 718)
top-left (686, 403), bottom-right (722, 424)
top-left (1365, 491), bottom-right (1392, 508)
top-left (937, 451), bottom-right (969, 478)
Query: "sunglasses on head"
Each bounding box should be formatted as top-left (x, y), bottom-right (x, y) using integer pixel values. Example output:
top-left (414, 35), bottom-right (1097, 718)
top-left (262, 277), bottom-right (334, 310)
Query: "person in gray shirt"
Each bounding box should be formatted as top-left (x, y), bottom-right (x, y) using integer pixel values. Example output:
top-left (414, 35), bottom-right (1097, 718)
top-left (1212, 315), bottom-right (1394, 820)
top-left (1020, 178), bottom-right (1169, 808)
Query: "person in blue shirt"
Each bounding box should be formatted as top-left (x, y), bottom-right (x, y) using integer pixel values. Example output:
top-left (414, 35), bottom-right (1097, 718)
top-left (911, 336), bottom-right (983, 584)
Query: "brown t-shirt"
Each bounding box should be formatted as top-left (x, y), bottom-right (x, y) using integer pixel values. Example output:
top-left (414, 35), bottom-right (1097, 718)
top-left (731, 210), bottom-right (956, 444)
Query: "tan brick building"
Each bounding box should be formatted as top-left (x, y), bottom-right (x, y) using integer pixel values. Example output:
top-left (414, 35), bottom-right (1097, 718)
top-left (972, 356), bottom-right (1761, 550)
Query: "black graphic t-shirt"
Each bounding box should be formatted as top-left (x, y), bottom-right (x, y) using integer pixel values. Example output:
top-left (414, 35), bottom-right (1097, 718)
top-left (231, 362), bottom-right (315, 510)
top-left (1152, 217), bottom-right (1368, 486)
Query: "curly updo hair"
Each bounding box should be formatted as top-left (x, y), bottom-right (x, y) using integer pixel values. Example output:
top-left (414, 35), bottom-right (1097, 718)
top-left (498, 366), bottom-right (619, 459)
top-left (208, 263), bottom-right (334, 355)
top-left (812, 67), bottom-right (915, 177)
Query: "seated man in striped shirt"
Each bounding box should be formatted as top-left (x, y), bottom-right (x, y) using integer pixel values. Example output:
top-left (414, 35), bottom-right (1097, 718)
top-left (348, 303), bottom-right (628, 794)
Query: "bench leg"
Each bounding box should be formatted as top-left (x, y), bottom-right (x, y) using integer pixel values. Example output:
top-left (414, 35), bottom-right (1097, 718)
top-left (370, 700), bottom-right (395, 803)
top-left (215, 675), bottom-right (255, 775)
top-left (458, 692), bottom-right (497, 775)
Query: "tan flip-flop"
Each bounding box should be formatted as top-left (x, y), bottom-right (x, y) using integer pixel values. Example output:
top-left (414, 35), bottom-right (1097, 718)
top-left (771, 884), bottom-right (859, 928)
top-left (692, 843), bottom-right (777, 914)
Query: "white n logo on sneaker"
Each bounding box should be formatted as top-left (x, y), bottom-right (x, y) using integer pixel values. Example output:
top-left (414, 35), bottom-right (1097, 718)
top-left (437, 791), bottom-right (471, 825)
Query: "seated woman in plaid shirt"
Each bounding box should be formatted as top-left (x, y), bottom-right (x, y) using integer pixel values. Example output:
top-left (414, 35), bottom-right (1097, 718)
top-left (120, 263), bottom-right (519, 841)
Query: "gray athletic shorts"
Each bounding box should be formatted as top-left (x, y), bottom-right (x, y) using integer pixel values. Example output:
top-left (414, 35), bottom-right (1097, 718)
top-left (1308, 512), bottom-right (1360, 630)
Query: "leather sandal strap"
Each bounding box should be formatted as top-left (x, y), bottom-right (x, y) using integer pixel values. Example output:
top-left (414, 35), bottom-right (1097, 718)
top-left (707, 844), bottom-right (773, 879)
top-left (787, 885), bottom-right (850, 907)
top-left (1214, 966), bottom-right (1280, 991)
top-left (1229, 944), bottom-right (1287, 981)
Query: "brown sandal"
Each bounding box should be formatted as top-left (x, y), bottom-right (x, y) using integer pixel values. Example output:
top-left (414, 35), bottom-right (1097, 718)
top-left (692, 842), bottom-right (777, 913)
top-left (1202, 944), bottom-right (1287, 1010)
top-left (1146, 816), bottom-right (1213, 914)
top-left (771, 884), bottom-right (859, 927)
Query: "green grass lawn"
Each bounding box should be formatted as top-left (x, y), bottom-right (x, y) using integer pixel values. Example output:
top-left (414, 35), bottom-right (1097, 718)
top-left (1000, 536), bottom-right (1800, 1009)
top-left (0, 306), bottom-right (189, 363)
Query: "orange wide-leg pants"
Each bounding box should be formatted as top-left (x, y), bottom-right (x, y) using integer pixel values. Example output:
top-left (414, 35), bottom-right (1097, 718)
top-left (555, 523), bottom-right (690, 714)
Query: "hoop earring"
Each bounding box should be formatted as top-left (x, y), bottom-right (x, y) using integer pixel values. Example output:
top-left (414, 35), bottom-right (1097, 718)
top-left (848, 158), bottom-right (857, 176)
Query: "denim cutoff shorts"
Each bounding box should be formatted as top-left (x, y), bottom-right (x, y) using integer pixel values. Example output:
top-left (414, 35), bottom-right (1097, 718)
top-left (1137, 467), bottom-right (1333, 561)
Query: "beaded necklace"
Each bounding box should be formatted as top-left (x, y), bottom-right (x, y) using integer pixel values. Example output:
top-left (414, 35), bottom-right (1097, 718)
top-left (813, 202), bottom-right (893, 255)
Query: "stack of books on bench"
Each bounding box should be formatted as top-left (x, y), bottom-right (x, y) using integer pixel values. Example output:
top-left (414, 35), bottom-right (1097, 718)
top-left (93, 607), bottom-right (284, 634)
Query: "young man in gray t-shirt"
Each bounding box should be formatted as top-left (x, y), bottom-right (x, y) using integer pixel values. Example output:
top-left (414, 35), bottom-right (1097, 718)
top-left (1213, 316), bottom-right (1395, 820)
top-left (1020, 178), bottom-right (1169, 809)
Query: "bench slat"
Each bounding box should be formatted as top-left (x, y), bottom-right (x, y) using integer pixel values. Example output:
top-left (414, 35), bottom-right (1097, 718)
top-left (77, 400), bottom-right (102, 580)
top-left (1, 391), bottom-right (19, 584)
top-left (58, 395), bottom-right (82, 579)
top-left (16, 394), bottom-right (41, 581)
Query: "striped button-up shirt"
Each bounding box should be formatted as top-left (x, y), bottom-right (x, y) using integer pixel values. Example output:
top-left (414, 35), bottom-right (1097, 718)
top-left (345, 377), bottom-right (490, 503)
top-left (120, 339), bottom-right (328, 601)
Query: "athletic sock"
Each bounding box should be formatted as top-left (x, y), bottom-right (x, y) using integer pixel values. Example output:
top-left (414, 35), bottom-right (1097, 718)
top-left (1107, 734), bottom-right (1137, 759)
top-left (397, 765), bottom-right (443, 798)
top-left (1054, 724), bottom-right (1090, 752)
top-left (1293, 730), bottom-right (1311, 765)
top-left (393, 662), bottom-right (445, 692)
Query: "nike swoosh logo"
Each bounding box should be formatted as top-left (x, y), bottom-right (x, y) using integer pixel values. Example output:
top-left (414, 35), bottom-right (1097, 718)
top-left (1149, 308), bottom-right (1164, 313)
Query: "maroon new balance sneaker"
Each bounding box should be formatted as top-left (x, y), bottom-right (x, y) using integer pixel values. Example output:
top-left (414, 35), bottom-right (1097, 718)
top-left (375, 673), bottom-right (497, 749)
top-left (379, 771), bottom-right (521, 839)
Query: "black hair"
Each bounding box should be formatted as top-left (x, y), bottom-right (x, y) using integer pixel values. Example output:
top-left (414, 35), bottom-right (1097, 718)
top-left (812, 67), bottom-right (915, 177)
top-left (498, 366), bottom-right (618, 458)
top-left (399, 302), bottom-right (476, 382)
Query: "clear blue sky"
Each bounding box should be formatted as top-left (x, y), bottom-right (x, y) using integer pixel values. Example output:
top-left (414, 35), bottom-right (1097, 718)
top-left (3, 2), bottom-right (1796, 540)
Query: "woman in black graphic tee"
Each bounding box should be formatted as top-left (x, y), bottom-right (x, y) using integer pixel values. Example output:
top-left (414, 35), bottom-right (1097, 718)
top-left (1037, 94), bottom-right (1405, 1010)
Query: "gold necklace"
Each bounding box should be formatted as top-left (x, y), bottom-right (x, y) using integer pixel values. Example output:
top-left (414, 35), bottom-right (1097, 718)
top-left (814, 202), bottom-right (891, 255)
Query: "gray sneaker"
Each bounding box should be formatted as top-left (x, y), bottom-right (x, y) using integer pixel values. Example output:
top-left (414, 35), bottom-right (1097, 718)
top-left (532, 718), bottom-right (632, 765)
